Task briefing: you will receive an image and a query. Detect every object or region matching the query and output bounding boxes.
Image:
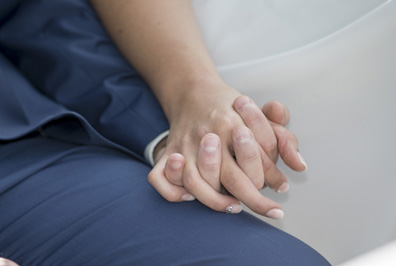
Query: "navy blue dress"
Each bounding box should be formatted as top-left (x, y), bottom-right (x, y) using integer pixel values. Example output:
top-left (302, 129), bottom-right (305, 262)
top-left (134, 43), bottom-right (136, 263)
top-left (0, 1), bottom-right (330, 265)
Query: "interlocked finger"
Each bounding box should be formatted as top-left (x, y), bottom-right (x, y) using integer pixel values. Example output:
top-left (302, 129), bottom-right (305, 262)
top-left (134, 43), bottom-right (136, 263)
top-left (232, 126), bottom-right (264, 190)
top-left (182, 160), bottom-right (242, 214)
top-left (234, 96), bottom-right (278, 162)
top-left (262, 100), bottom-right (290, 126)
top-left (270, 122), bottom-right (307, 172)
top-left (164, 153), bottom-right (185, 186)
top-left (148, 155), bottom-right (194, 202)
top-left (220, 153), bottom-right (284, 219)
top-left (197, 133), bottom-right (222, 192)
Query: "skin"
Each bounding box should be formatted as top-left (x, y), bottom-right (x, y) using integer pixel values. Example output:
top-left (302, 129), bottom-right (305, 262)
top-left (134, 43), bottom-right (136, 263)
top-left (0, 3), bottom-right (308, 266)
top-left (90, 0), bottom-right (307, 217)
top-left (0, 258), bottom-right (19, 266)
top-left (157, 100), bottom-right (305, 217)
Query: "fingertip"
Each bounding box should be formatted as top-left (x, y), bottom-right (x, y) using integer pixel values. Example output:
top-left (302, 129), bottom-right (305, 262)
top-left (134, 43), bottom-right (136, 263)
top-left (276, 182), bottom-right (289, 193)
top-left (297, 152), bottom-right (308, 171)
top-left (167, 153), bottom-right (185, 171)
top-left (265, 208), bottom-right (284, 219)
top-left (225, 204), bottom-right (243, 214)
top-left (262, 100), bottom-right (287, 125)
top-left (181, 194), bottom-right (196, 201)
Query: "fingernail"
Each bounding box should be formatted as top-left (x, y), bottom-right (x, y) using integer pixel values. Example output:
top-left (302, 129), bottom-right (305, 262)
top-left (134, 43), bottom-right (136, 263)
top-left (181, 194), bottom-right (195, 201)
top-left (235, 96), bottom-right (252, 110)
top-left (225, 204), bottom-right (242, 214)
top-left (170, 161), bottom-right (183, 170)
top-left (277, 182), bottom-right (289, 193)
top-left (203, 135), bottom-right (219, 153)
top-left (297, 152), bottom-right (308, 171)
top-left (236, 128), bottom-right (252, 144)
top-left (265, 208), bottom-right (284, 219)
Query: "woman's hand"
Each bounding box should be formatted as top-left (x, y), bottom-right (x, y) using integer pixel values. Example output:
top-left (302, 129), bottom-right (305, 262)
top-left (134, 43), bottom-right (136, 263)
top-left (149, 97), bottom-right (307, 218)
top-left (91, 1), bottom-right (306, 217)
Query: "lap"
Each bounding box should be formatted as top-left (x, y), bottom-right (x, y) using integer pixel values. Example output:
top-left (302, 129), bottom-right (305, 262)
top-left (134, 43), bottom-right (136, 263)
top-left (0, 136), bottom-right (329, 266)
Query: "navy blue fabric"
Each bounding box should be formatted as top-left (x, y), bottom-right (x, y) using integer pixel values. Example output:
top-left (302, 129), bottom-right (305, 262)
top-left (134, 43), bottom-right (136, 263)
top-left (0, 0), bottom-right (169, 162)
top-left (0, 1), bottom-right (331, 265)
top-left (0, 136), bottom-right (330, 266)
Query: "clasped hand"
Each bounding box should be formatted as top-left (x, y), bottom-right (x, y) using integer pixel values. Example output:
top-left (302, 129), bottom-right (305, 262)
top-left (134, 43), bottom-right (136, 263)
top-left (148, 83), bottom-right (306, 219)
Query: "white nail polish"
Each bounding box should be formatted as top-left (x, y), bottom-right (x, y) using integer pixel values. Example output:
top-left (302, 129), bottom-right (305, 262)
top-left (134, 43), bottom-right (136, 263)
top-left (265, 209), bottom-right (284, 219)
top-left (181, 194), bottom-right (195, 201)
top-left (297, 152), bottom-right (308, 171)
top-left (226, 204), bottom-right (242, 214)
top-left (277, 182), bottom-right (289, 193)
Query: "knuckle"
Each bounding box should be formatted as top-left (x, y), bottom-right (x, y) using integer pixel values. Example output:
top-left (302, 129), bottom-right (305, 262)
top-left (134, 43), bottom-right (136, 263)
top-left (202, 160), bottom-right (220, 172)
top-left (221, 116), bottom-right (238, 131)
top-left (196, 125), bottom-right (211, 140)
top-left (240, 148), bottom-right (260, 162)
top-left (244, 108), bottom-right (264, 124)
top-left (178, 135), bottom-right (194, 149)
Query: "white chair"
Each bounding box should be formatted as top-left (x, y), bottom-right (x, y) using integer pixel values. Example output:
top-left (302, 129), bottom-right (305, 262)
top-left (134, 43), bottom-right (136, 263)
top-left (192, 1), bottom-right (396, 264)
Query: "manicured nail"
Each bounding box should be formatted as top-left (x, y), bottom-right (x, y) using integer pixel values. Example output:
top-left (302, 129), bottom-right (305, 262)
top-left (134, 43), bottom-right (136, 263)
top-left (225, 204), bottom-right (243, 214)
top-left (203, 134), bottom-right (219, 153)
top-left (297, 152), bottom-right (308, 171)
top-left (277, 182), bottom-right (289, 193)
top-left (265, 208), bottom-right (284, 219)
top-left (181, 194), bottom-right (195, 201)
top-left (235, 96), bottom-right (252, 110)
top-left (236, 127), bottom-right (252, 144)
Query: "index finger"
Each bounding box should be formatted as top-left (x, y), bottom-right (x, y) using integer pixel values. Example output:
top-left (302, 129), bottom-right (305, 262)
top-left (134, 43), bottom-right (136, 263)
top-left (220, 151), bottom-right (284, 219)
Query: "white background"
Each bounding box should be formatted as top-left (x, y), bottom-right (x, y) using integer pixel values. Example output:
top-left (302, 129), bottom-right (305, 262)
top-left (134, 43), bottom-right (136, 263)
top-left (192, 1), bottom-right (396, 264)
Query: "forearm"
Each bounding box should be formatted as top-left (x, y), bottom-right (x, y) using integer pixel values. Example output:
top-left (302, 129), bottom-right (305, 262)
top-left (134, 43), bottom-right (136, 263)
top-left (90, 0), bottom-right (223, 120)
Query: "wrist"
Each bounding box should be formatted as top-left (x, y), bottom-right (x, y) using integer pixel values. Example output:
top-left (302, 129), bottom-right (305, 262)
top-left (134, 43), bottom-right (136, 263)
top-left (159, 74), bottom-right (232, 122)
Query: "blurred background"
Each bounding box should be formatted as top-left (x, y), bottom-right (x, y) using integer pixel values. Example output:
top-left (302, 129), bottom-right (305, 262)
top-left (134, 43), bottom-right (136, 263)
top-left (191, 0), bottom-right (396, 264)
